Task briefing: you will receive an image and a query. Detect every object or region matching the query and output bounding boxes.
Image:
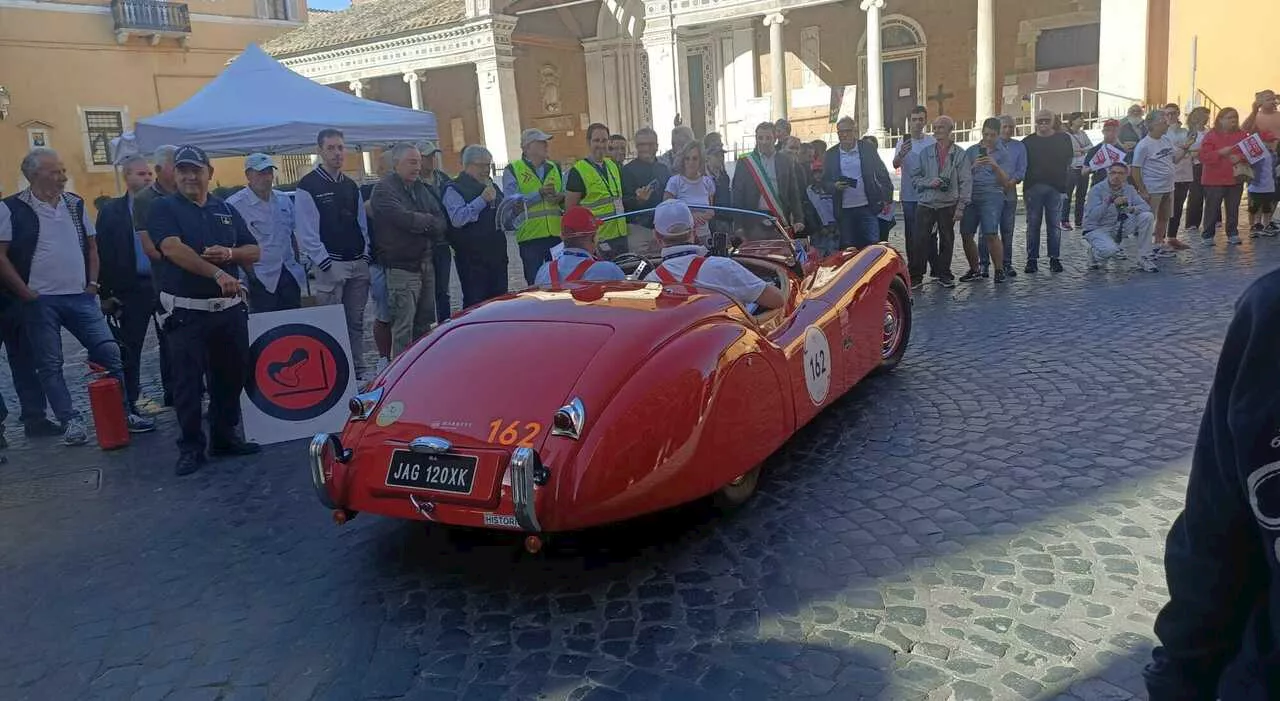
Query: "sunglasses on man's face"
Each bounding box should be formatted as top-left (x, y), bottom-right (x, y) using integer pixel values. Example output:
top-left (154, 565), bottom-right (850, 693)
top-left (837, 129), bottom-right (855, 135)
top-left (1036, 119), bottom-right (1052, 124)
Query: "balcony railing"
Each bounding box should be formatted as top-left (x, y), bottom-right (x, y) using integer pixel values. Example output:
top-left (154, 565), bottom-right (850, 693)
top-left (111, 0), bottom-right (191, 44)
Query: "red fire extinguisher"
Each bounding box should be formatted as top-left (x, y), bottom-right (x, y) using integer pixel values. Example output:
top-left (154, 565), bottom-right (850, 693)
top-left (87, 361), bottom-right (130, 450)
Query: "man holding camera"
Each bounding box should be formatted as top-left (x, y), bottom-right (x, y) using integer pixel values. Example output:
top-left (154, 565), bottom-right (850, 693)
top-left (908, 116), bottom-right (970, 288)
top-left (1081, 162), bottom-right (1157, 272)
top-left (820, 116), bottom-right (891, 249)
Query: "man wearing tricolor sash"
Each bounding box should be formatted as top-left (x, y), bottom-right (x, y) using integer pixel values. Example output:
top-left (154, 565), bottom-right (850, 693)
top-left (730, 122), bottom-right (805, 241)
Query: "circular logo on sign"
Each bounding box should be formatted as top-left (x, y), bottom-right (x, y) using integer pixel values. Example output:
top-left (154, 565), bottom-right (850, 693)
top-left (375, 401), bottom-right (404, 427)
top-left (246, 323), bottom-right (350, 421)
top-left (803, 325), bottom-right (832, 405)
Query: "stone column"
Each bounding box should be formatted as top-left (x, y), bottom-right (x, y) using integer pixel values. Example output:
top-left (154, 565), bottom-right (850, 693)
top-left (764, 13), bottom-right (787, 121)
top-left (642, 27), bottom-right (683, 138)
top-left (975, 0), bottom-right (995, 120)
top-left (349, 79), bottom-right (374, 176)
top-left (861, 0), bottom-right (885, 137)
top-left (475, 56), bottom-right (521, 169)
top-left (404, 71), bottom-right (423, 111)
top-left (1098, 0), bottom-right (1149, 117)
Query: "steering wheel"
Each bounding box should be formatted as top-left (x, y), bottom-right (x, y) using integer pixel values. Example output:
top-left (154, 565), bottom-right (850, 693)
top-left (611, 253), bottom-right (652, 280)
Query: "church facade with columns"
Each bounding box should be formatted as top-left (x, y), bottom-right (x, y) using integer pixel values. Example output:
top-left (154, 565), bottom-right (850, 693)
top-left (267, 0), bottom-right (1176, 169)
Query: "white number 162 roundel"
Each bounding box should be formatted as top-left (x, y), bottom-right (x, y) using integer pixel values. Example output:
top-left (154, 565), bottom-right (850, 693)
top-left (803, 325), bottom-right (832, 405)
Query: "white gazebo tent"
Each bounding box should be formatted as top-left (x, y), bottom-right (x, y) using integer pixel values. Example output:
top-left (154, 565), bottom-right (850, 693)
top-left (130, 43), bottom-right (437, 156)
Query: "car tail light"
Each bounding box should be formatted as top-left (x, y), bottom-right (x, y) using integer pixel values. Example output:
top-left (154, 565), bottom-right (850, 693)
top-left (348, 386), bottom-right (384, 421)
top-left (551, 397), bottom-right (586, 440)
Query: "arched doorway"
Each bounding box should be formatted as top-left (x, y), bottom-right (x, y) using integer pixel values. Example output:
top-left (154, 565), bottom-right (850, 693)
top-left (858, 15), bottom-right (927, 133)
top-left (585, 0), bottom-right (649, 142)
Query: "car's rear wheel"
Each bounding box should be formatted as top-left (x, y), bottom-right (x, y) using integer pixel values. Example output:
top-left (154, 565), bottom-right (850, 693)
top-left (876, 277), bottom-right (911, 373)
top-left (713, 465), bottom-right (762, 511)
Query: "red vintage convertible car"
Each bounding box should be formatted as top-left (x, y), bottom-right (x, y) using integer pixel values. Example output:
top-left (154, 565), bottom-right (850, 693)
top-left (309, 208), bottom-right (910, 547)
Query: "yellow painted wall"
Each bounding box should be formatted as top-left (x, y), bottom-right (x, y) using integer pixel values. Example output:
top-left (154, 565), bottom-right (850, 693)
top-left (1165, 0), bottom-right (1280, 114)
top-left (0, 0), bottom-right (301, 206)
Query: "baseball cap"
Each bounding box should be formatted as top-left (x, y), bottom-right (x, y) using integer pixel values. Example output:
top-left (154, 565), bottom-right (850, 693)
top-left (1103, 119), bottom-right (1120, 128)
top-left (560, 206), bottom-right (599, 238)
top-left (173, 145), bottom-right (210, 167)
top-left (244, 153), bottom-right (275, 172)
top-left (653, 200), bottom-right (694, 238)
top-left (417, 140), bottom-right (442, 157)
top-left (521, 128), bottom-right (553, 148)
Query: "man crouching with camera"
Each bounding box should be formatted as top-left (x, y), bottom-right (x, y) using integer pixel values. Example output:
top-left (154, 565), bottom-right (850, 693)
top-left (1081, 162), bottom-right (1158, 273)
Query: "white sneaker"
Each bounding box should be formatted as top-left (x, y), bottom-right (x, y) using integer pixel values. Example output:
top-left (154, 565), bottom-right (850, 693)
top-left (1200, 236), bottom-right (1215, 247)
top-left (62, 418), bottom-right (88, 446)
top-left (1228, 235), bottom-right (1242, 245)
top-left (1086, 248), bottom-right (1101, 270)
top-left (134, 397), bottom-right (164, 416)
top-left (127, 413), bottom-right (156, 434)
top-left (1138, 257), bottom-right (1159, 273)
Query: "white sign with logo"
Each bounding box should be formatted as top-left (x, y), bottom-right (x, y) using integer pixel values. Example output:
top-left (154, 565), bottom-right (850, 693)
top-left (1239, 133), bottom-right (1268, 165)
top-left (240, 305), bottom-right (357, 445)
top-left (1089, 143), bottom-right (1128, 172)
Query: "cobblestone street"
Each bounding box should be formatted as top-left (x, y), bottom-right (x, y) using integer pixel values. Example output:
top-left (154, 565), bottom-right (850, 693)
top-left (0, 225), bottom-right (1274, 701)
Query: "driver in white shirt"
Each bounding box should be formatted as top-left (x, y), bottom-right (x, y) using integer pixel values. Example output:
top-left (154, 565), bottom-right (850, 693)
top-left (644, 200), bottom-right (785, 310)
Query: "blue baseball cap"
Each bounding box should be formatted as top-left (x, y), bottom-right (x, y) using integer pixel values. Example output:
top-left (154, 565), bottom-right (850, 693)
top-left (173, 145), bottom-right (210, 168)
top-left (244, 153), bottom-right (276, 171)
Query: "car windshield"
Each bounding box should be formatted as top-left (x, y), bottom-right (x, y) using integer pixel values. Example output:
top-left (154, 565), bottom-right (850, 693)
top-left (598, 205), bottom-right (801, 266)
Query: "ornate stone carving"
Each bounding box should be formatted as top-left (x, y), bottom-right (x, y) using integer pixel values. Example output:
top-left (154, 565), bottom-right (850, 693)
top-left (859, 0), bottom-right (885, 10)
top-left (539, 64), bottom-right (562, 114)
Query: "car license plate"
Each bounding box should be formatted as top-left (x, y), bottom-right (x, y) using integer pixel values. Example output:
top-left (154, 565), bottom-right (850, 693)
top-left (385, 450), bottom-right (477, 494)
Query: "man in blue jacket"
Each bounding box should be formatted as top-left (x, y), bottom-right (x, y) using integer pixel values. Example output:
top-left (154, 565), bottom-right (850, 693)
top-left (822, 116), bottom-right (893, 249)
top-left (97, 155), bottom-right (164, 416)
top-left (1144, 268), bottom-right (1280, 700)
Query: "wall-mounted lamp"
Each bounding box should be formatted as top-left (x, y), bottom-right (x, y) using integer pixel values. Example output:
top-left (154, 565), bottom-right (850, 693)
top-left (0, 86), bottom-right (10, 120)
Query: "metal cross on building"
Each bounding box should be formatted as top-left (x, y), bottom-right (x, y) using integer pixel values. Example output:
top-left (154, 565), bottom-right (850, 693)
top-left (929, 84), bottom-right (955, 116)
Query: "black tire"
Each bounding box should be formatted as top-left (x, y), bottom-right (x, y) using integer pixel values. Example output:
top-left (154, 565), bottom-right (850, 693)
top-left (876, 277), bottom-right (912, 374)
top-left (713, 465), bottom-right (762, 511)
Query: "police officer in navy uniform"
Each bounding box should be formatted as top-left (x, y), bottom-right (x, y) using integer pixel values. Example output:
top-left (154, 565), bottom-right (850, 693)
top-left (147, 145), bottom-right (262, 475)
top-left (1144, 266), bottom-right (1280, 699)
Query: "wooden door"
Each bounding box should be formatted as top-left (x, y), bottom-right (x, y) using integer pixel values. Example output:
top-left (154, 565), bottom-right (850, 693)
top-left (882, 59), bottom-right (918, 132)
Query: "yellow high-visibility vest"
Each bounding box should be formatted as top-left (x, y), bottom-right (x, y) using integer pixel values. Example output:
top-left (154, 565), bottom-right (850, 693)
top-left (508, 159), bottom-right (563, 243)
top-left (572, 158), bottom-right (626, 241)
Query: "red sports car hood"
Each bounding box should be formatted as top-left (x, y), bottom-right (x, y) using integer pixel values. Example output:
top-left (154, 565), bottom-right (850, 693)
top-left (368, 282), bottom-right (743, 449)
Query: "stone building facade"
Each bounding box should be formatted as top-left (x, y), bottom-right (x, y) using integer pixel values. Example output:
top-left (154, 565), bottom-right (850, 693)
top-left (267, 0), bottom-right (1216, 166)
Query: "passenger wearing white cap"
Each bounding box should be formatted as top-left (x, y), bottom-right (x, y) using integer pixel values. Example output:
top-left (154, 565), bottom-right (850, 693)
top-left (226, 153), bottom-right (306, 312)
top-left (643, 200), bottom-right (784, 310)
top-left (502, 128), bottom-right (564, 284)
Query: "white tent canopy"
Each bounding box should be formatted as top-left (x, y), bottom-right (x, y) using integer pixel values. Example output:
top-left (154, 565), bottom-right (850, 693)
top-left (130, 44), bottom-right (437, 157)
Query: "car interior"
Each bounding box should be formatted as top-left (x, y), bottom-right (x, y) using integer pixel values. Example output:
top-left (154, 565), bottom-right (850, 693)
top-left (611, 250), bottom-right (792, 330)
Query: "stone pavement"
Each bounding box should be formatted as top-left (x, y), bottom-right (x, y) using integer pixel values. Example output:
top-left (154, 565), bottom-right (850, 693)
top-left (0, 222), bottom-right (1276, 701)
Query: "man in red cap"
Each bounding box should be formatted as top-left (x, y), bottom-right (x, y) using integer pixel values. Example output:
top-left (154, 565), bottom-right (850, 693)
top-left (1083, 119), bottom-right (1127, 188)
top-left (532, 206), bottom-right (626, 286)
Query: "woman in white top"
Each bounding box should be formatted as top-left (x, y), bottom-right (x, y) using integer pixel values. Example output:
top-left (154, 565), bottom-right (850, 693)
top-left (1060, 112), bottom-right (1094, 231)
top-left (1181, 106), bottom-right (1211, 233)
top-left (664, 141), bottom-right (716, 243)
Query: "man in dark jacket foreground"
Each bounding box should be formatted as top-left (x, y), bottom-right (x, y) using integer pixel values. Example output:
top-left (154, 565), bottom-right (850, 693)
top-left (1145, 267), bottom-right (1280, 700)
top-left (370, 143), bottom-right (447, 358)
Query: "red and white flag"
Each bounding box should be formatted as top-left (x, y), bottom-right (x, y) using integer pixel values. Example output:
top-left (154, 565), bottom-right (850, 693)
top-left (1238, 133), bottom-right (1268, 164)
top-left (1088, 143), bottom-right (1127, 172)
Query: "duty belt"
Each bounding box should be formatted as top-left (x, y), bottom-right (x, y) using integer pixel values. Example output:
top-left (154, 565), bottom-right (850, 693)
top-left (157, 291), bottom-right (244, 325)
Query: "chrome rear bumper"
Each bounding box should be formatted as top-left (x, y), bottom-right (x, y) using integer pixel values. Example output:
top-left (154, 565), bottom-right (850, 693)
top-left (509, 447), bottom-right (542, 532)
top-left (309, 432), bottom-right (349, 510)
